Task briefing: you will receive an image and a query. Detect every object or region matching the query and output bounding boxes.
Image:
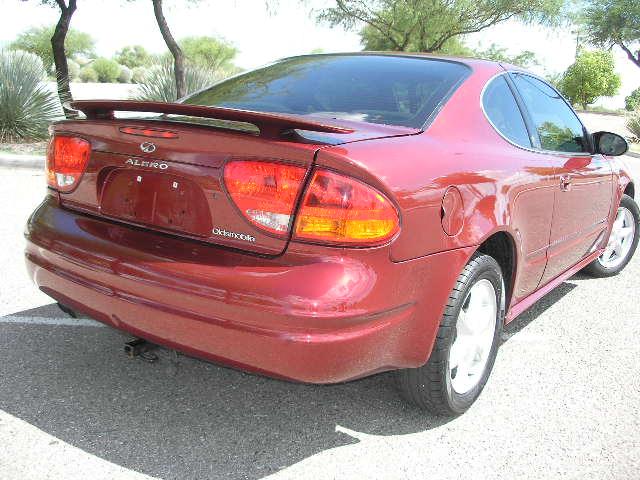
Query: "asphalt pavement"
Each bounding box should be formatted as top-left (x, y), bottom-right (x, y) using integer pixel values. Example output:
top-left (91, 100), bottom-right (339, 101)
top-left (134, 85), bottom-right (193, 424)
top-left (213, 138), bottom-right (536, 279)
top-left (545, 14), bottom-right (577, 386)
top-left (1, 162), bottom-right (639, 480)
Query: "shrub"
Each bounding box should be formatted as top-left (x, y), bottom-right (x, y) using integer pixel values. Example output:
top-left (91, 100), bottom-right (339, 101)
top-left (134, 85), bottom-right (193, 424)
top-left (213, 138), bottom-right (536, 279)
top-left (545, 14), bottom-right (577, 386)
top-left (0, 50), bottom-right (61, 142)
top-left (67, 59), bottom-right (80, 81)
top-left (91, 57), bottom-right (121, 83)
top-left (135, 59), bottom-right (219, 102)
top-left (79, 65), bottom-right (98, 82)
top-left (115, 45), bottom-right (152, 69)
top-left (627, 112), bottom-right (640, 141)
top-left (131, 66), bottom-right (148, 84)
top-left (625, 87), bottom-right (640, 112)
top-left (118, 65), bottom-right (132, 83)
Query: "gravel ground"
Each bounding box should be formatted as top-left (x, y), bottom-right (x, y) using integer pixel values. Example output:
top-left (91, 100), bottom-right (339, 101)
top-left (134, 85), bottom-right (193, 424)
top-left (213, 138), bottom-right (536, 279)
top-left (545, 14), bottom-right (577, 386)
top-left (1, 162), bottom-right (639, 480)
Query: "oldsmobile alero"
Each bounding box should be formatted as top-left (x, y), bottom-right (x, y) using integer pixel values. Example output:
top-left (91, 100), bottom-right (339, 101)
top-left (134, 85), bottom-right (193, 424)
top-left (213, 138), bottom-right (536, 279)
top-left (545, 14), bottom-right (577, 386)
top-left (25, 53), bottom-right (639, 415)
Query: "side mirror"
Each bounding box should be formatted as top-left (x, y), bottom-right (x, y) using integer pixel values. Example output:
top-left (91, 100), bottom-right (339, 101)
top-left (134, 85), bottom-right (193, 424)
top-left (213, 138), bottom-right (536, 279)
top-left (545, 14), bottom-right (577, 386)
top-left (593, 131), bottom-right (628, 156)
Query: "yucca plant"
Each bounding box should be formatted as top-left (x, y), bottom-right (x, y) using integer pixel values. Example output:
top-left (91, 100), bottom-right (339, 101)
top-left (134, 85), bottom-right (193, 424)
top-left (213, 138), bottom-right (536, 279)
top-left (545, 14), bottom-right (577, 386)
top-left (135, 59), bottom-right (221, 102)
top-left (0, 50), bottom-right (62, 142)
top-left (626, 111), bottom-right (640, 143)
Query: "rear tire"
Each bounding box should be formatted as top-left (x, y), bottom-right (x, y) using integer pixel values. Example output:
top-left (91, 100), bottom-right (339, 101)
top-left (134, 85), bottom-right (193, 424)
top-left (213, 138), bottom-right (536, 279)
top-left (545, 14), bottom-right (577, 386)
top-left (583, 194), bottom-right (639, 278)
top-left (397, 253), bottom-right (505, 416)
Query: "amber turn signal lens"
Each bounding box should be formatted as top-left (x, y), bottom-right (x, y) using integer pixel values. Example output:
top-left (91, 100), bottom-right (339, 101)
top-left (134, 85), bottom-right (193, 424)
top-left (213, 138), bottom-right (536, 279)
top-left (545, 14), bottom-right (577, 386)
top-left (294, 170), bottom-right (399, 245)
top-left (46, 136), bottom-right (91, 192)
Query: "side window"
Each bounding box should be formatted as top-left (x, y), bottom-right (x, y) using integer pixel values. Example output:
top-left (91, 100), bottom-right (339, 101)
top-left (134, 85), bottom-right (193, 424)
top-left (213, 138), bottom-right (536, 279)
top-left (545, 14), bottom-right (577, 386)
top-left (483, 75), bottom-right (531, 147)
top-left (512, 74), bottom-right (588, 153)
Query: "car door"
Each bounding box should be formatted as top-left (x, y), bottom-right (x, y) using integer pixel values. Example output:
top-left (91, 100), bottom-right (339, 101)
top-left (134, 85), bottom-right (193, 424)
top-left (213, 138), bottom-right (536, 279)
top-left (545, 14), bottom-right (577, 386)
top-left (510, 73), bottom-right (613, 285)
top-left (482, 74), bottom-right (558, 302)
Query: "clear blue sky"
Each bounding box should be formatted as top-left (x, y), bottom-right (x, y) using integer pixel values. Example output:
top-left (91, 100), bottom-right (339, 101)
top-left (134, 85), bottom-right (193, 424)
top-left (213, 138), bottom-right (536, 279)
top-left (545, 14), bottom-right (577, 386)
top-left (1, 0), bottom-right (638, 108)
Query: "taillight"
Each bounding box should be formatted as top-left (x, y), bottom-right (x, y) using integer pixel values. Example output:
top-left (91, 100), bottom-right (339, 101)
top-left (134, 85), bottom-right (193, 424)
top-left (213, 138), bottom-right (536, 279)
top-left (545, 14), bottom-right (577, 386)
top-left (46, 136), bottom-right (91, 192)
top-left (224, 161), bottom-right (306, 235)
top-left (294, 170), bottom-right (399, 245)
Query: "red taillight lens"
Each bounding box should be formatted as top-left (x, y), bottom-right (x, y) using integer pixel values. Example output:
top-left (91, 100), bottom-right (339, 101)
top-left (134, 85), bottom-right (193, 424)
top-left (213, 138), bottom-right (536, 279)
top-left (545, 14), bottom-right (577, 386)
top-left (294, 170), bottom-right (399, 244)
top-left (46, 136), bottom-right (91, 192)
top-left (224, 161), bottom-right (306, 235)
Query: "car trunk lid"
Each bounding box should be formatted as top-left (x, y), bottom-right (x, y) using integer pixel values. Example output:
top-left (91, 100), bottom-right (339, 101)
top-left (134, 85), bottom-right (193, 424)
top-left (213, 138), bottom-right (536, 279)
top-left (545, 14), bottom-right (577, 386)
top-left (51, 101), bottom-right (418, 255)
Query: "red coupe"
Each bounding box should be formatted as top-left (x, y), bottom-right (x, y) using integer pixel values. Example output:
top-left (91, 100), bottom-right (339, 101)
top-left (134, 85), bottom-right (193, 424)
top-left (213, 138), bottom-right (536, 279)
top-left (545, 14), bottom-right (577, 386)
top-left (25, 54), bottom-right (638, 415)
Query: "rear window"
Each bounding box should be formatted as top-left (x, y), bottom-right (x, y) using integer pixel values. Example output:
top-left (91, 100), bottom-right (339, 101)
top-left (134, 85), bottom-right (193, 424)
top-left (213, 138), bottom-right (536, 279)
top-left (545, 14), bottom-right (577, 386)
top-left (182, 55), bottom-right (470, 129)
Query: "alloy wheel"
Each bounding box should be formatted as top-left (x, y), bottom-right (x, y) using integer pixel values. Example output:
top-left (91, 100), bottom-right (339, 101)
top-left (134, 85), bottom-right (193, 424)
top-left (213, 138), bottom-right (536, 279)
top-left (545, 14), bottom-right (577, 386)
top-left (598, 207), bottom-right (636, 269)
top-left (448, 279), bottom-right (497, 394)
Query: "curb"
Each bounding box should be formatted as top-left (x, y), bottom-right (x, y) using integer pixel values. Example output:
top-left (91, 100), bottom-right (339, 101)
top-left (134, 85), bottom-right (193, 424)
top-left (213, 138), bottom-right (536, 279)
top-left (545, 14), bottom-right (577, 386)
top-left (0, 153), bottom-right (44, 169)
top-left (575, 109), bottom-right (624, 118)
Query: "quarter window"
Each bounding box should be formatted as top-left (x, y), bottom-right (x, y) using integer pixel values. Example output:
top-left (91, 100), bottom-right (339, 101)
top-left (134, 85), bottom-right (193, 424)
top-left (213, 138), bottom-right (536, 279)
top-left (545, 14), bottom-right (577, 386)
top-left (512, 74), bottom-right (588, 153)
top-left (482, 76), bottom-right (531, 147)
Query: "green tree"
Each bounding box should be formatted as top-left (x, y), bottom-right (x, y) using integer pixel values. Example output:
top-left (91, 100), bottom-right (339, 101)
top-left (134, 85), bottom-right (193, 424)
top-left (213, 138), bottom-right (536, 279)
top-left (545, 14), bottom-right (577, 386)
top-left (319, 0), bottom-right (566, 53)
top-left (180, 36), bottom-right (238, 71)
top-left (559, 50), bottom-right (621, 109)
top-left (473, 43), bottom-right (538, 68)
top-left (17, 1), bottom-right (87, 119)
top-left (114, 45), bottom-right (152, 69)
top-left (91, 58), bottom-right (121, 82)
top-left (125, 0), bottom-right (193, 98)
top-left (626, 87), bottom-right (640, 111)
top-left (10, 25), bottom-right (94, 72)
top-left (360, 23), bottom-right (472, 55)
top-left (582, 0), bottom-right (640, 69)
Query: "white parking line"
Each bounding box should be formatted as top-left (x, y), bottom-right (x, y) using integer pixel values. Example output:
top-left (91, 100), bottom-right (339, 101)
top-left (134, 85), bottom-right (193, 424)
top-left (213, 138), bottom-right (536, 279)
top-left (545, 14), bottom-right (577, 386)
top-left (0, 316), bottom-right (105, 327)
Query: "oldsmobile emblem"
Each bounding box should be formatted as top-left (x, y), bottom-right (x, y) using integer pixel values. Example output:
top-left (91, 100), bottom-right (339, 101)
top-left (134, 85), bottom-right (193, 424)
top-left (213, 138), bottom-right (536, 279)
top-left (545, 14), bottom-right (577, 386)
top-left (140, 141), bottom-right (156, 153)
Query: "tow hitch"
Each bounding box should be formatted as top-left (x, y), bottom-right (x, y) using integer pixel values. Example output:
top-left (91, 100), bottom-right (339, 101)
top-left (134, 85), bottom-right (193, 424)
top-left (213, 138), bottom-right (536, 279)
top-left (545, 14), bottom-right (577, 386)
top-left (124, 338), bottom-right (159, 363)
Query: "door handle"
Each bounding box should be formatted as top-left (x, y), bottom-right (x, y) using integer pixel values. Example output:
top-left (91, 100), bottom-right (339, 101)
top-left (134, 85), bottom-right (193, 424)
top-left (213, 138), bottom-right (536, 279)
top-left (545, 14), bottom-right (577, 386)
top-left (560, 174), bottom-right (572, 191)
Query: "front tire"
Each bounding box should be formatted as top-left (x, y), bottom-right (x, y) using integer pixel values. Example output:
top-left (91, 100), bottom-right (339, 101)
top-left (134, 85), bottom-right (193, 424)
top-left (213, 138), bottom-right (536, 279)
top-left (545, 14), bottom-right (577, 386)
top-left (584, 194), bottom-right (639, 278)
top-left (397, 253), bottom-right (505, 416)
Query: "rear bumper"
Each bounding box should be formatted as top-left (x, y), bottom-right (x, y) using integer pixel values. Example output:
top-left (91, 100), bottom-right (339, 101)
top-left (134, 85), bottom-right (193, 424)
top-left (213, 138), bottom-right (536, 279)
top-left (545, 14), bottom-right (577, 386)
top-left (25, 196), bottom-right (474, 383)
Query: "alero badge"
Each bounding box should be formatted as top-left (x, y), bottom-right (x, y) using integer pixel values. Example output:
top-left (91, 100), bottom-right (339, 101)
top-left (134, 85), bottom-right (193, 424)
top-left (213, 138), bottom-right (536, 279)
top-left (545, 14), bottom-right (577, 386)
top-left (125, 158), bottom-right (168, 170)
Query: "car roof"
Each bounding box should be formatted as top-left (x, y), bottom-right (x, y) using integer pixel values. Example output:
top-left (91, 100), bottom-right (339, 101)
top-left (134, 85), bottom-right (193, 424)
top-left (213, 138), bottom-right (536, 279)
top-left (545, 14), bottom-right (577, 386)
top-left (276, 51), bottom-right (509, 73)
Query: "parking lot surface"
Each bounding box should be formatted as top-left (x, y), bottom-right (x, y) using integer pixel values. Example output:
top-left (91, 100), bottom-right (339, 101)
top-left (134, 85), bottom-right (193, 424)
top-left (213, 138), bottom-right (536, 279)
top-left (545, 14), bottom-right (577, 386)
top-left (1, 162), bottom-right (639, 480)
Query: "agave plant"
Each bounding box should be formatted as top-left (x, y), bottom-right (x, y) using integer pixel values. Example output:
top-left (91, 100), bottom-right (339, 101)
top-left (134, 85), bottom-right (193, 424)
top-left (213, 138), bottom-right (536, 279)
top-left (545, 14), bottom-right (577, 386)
top-left (0, 50), bottom-right (62, 142)
top-left (135, 59), bottom-right (222, 102)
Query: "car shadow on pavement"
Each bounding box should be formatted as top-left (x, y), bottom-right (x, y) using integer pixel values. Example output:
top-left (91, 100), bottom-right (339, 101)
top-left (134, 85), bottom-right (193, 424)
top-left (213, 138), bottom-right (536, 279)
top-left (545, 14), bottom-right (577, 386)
top-left (0, 279), bottom-right (578, 480)
top-left (501, 281), bottom-right (577, 343)
top-left (0, 303), bottom-right (450, 480)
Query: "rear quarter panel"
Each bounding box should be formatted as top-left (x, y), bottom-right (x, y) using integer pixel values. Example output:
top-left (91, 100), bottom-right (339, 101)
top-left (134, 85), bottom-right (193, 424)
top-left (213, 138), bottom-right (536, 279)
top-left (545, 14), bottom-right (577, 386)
top-left (316, 62), bottom-right (563, 305)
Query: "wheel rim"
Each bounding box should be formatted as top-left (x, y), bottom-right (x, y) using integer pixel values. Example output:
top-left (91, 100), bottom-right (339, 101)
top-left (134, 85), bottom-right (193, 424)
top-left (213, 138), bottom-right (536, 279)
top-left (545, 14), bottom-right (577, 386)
top-left (598, 207), bottom-right (636, 269)
top-left (448, 279), bottom-right (497, 395)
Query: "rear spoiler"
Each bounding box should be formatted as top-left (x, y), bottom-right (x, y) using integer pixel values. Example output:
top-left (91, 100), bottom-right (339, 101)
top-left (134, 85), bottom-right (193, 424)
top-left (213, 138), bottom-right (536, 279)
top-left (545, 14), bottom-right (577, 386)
top-left (70, 100), bottom-right (354, 138)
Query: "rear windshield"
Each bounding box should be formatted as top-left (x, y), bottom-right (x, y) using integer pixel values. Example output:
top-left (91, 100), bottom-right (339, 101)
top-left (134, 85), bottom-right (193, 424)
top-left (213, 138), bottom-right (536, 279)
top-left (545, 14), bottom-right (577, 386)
top-left (182, 55), bottom-right (470, 129)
